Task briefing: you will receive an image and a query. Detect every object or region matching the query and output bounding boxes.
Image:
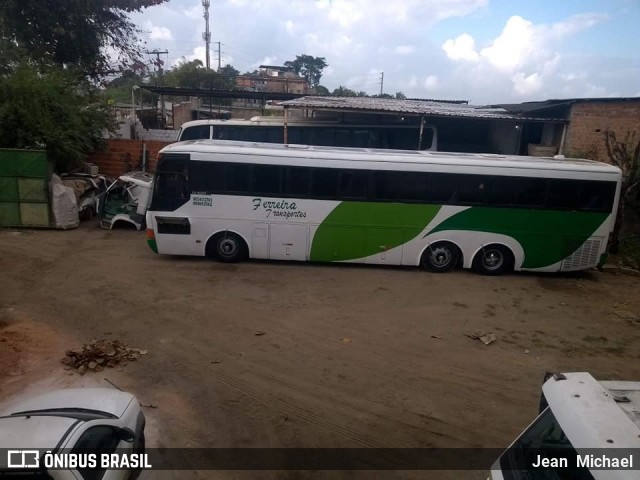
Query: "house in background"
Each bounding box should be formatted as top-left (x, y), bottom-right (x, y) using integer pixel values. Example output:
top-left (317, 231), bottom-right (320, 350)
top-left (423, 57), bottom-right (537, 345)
top-left (494, 97), bottom-right (640, 162)
top-left (235, 65), bottom-right (310, 95)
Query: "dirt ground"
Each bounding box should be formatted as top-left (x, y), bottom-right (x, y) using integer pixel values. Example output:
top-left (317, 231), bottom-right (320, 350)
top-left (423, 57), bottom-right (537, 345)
top-left (1, 224), bottom-right (640, 479)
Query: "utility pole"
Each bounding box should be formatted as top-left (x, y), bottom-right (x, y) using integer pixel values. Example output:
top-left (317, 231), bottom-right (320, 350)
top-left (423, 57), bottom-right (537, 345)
top-left (216, 41), bottom-right (221, 72)
top-left (145, 49), bottom-right (168, 129)
top-left (379, 72), bottom-right (384, 96)
top-left (145, 49), bottom-right (168, 76)
top-left (202, 0), bottom-right (211, 70)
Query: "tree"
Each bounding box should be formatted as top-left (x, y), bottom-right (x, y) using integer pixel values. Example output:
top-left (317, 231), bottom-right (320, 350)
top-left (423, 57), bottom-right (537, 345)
top-left (396, 91), bottom-right (407, 100)
top-left (333, 86), bottom-right (358, 97)
top-left (0, 64), bottom-right (116, 172)
top-left (0, 0), bottom-right (168, 79)
top-left (219, 64), bottom-right (240, 79)
top-left (315, 85), bottom-right (330, 95)
top-left (284, 54), bottom-right (328, 88)
top-left (604, 130), bottom-right (640, 252)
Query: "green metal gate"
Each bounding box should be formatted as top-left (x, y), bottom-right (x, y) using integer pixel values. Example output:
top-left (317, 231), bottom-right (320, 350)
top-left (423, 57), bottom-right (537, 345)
top-left (0, 149), bottom-right (51, 227)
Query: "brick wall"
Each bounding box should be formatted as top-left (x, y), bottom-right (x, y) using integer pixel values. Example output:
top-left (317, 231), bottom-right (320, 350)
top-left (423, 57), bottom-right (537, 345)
top-left (87, 139), bottom-right (171, 178)
top-left (565, 100), bottom-right (640, 162)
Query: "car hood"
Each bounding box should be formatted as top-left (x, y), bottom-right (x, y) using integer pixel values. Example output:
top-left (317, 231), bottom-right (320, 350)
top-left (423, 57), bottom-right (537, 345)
top-left (1, 388), bottom-right (135, 419)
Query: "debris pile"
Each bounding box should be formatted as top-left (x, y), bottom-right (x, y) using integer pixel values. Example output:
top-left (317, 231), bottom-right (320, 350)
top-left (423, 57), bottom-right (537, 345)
top-left (62, 339), bottom-right (147, 374)
top-left (466, 331), bottom-right (496, 346)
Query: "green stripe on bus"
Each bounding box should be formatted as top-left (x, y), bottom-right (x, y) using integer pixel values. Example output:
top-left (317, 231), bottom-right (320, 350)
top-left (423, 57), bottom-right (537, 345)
top-left (310, 202), bottom-right (441, 262)
top-left (429, 207), bottom-right (608, 268)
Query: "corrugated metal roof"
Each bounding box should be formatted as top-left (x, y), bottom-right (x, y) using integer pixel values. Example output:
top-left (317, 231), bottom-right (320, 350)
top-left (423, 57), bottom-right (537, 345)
top-left (281, 96), bottom-right (565, 121)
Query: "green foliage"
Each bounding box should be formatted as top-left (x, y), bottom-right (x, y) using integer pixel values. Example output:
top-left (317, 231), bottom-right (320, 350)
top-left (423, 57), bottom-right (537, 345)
top-left (0, 64), bottom-right (116, 172)
top-left (284, 54), bottom-right (328, 88)
top-left (332, 86), bottom-right (358, 97)
top-left (373, 93), bottom-right (394, 99)
top-left (395, 91), bottom-right (407, 100)
top-left (0, 0), bottom-right (168, 79)
top-left (315, 85), bottom-right (330, 95)
top-left (161, 59), bottom-right (236, 90)
top-left (219, 64), bottom-right (240, 79)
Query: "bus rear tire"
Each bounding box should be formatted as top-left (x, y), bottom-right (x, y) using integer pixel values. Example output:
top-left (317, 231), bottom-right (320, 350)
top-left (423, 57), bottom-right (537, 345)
top-left (472, 244), bottom-right (513, 276)
top-left (421, 242), bottom-right (460, 273)
top-left (207, 232), bottom-right (247, 263)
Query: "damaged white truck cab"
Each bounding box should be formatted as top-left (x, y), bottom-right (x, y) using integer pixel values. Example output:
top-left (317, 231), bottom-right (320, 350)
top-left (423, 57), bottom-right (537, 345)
top-left (491, 372), bottom-right (640, 480)
top-left (98, 172), bottom-right (153, 231)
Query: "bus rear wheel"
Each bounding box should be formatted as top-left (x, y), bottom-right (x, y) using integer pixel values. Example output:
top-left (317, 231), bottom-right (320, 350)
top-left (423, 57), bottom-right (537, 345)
top-left (421, 242), bottom-right (460, 273)
top-left (472, 244), bottom-right (513, 276)
top-left (207, 232), bottom-right (247, 263)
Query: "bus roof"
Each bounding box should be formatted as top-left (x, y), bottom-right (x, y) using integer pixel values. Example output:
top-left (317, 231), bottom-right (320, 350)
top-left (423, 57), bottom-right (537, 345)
top-left (160, 139), bottom-right (621, 176)
top-left (543, 372), bottom-right (640, 449)
top-left (178, 118), bottom-right (432, 128)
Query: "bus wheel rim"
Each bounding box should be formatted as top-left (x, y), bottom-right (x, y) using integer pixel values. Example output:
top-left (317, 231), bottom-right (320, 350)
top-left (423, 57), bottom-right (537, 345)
top-left (430, 247), bottom-right (451, 267)
top-left (219, 238), bottom-right (238, 256)
top-left (482, 249), bottom-right (504, 270)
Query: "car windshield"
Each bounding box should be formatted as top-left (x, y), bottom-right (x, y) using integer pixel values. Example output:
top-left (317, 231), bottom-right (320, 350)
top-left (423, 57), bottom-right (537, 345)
top-left (499, 408), bottom-right (595, 480)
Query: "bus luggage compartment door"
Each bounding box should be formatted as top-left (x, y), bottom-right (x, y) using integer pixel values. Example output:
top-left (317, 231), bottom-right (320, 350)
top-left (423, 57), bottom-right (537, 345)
top-left (252, 223), bottom-right (269, 259)
top-left (269, 224), bottom-right (308, 261)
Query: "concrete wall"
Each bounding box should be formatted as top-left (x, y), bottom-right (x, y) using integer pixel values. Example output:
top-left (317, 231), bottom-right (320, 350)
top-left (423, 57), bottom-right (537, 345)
top-left (565, 100), bottom-right (640, 162)
top-left (86, 139), bottom-right (171, 178)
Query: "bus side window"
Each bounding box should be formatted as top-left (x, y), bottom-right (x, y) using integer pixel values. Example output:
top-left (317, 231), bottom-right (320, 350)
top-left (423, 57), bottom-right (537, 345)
top-left (518, 178), bottom-right (547, 207)
top-left (311, 168), bottom-right (339, 198)
top-left (252, 165), bottom-right (283, 195)
top-left (180, 125), bottom-right (210, 141)
top-left (225, 163), bottom-right (251, 193)
top-left (577, 181), bottom-right (615, 212)
top-left (190, 161), bottom-right (225, 194)
top-left (547, 179), bottom-right (580, 210)
top-left (285, 167), bottom-right (312, 196)
top-left (338, 170), bottom-right (369, 199)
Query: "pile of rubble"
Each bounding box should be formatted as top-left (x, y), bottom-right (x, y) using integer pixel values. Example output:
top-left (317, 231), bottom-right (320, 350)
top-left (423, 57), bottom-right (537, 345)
top-left (62, 339), bottom-right (147, 374)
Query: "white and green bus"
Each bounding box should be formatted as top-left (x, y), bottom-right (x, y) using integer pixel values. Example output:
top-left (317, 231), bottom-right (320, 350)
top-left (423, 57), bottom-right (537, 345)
top-left (145, 140), bottom-right (621, 275)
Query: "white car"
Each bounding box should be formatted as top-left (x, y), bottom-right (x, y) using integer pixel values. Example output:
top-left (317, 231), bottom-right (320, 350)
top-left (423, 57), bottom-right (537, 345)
top-left (0, 388), bottom-right (146, 479)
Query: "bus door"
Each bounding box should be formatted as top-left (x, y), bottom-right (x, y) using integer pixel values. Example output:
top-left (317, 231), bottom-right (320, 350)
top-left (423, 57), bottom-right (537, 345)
top-left (269, 224), bottom-right (308, 261)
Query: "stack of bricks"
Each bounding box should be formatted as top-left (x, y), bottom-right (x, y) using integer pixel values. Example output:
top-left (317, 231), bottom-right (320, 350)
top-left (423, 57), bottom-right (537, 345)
top-left (86, 139), bottom-right (171, 178)
top-left (565, 101), bottom-right (640, 163)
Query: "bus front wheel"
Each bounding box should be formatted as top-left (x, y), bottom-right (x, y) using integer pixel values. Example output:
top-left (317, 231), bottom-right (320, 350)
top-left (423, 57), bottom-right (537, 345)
top-left (207, 232), bottom-right (247, 263)
top-left (421, 242), bottom-right (460, 273)
top-left (472, 244), bottom-right (513, 276)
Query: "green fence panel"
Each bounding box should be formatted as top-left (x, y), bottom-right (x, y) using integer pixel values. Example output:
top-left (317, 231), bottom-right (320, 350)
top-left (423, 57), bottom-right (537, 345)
top-left (0, 177), bottom-right (18, 201)
top-left (0, 149), bottom-right (50, 227)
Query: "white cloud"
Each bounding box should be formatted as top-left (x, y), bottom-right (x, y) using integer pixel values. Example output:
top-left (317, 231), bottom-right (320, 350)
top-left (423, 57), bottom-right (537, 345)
top-left (394, 45), bottom-right (415, 55)
top-left (442, 34), bottom-right (479, 61)
top-left (442, 13), bottom-right (611, 99)
top-left (480, 16), bottom-right (534, 72)
top-left (512, 72), bottom-right (542, 95)
top-left (285, 20), bottom-right (295, 34)
top-left (143, 20), bottom-right (173, 41)
top-left (424, 75), bottom-right (439, 90)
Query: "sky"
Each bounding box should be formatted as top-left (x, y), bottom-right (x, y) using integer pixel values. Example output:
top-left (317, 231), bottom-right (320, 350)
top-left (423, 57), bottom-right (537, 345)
top-left (131, 0), bottom-right (640, 104)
